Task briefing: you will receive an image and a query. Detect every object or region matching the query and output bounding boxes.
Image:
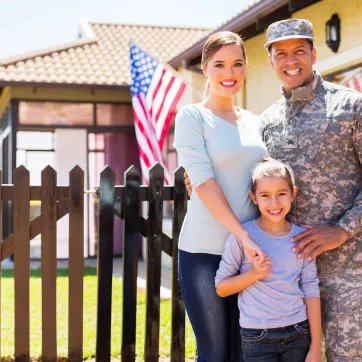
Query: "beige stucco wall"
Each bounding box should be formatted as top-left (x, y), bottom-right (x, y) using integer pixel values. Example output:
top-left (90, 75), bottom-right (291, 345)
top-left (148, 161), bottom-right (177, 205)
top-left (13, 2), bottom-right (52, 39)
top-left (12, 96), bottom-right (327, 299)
top-left (178, 0), bottom-right (362, 115)
top-left (244, 0), bottom-right (362, 114)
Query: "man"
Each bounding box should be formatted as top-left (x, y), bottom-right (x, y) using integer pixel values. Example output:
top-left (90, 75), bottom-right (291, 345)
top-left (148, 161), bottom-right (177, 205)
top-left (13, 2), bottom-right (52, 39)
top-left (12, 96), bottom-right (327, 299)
top-left (260, 19), bottom-right (362, 361)
top-left (184, 18), bottom-right (361, 362)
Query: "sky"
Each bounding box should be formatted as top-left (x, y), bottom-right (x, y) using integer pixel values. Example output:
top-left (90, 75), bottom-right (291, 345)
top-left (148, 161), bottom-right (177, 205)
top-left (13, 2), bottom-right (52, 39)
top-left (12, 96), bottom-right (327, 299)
top-left (0, 0), bottom-right (257, 59)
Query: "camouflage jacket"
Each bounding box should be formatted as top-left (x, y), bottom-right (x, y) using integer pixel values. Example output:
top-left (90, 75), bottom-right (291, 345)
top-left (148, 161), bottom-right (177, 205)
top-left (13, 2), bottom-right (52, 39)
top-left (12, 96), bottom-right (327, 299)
top-left (260, 72), bottom-right (362, 273)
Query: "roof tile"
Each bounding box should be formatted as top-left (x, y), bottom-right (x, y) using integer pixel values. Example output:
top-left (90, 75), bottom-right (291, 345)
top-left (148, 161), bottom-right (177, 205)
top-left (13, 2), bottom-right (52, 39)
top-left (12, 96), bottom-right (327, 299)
top-left (0, 21), bottom-right (210, 87)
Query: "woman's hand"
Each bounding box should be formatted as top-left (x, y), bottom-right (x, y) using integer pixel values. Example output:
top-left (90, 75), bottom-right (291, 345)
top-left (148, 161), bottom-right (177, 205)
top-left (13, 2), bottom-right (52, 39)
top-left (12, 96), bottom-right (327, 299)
top-left (251, 252), bottom-right (272, 280)
top-left (240, 233), bottom-right (268, 263)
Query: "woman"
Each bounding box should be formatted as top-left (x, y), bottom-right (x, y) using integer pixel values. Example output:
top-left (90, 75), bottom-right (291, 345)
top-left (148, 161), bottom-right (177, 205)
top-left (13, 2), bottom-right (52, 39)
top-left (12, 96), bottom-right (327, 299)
top-left (174, 31), bottom-right (268, 362)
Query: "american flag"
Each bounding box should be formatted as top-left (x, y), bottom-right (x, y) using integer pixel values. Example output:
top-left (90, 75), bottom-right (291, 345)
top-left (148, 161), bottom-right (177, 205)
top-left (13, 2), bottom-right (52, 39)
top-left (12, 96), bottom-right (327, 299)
top-left (129, 42), bottom-right (186, 184)
top-left (343, 68), bottom-right (362, 92)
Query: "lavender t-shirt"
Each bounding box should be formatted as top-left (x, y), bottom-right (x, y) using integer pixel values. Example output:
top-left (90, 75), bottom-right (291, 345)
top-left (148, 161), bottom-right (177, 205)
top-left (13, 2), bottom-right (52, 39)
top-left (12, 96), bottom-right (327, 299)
top-left (215, 220), bottom-right (320, 329)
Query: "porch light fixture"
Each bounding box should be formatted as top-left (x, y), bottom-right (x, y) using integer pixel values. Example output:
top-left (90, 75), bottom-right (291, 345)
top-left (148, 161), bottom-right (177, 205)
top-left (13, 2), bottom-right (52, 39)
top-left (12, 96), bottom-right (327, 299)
top-left (326, 14), bottom-right (341, 53)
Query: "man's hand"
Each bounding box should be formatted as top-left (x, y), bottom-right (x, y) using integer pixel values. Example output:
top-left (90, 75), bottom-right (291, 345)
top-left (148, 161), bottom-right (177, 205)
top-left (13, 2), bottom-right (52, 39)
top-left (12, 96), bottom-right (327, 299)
top-left (291, 224), bottom-right (349, 260)
top-left (184, 172), bottom-right (192, 197)
top-left (251, 252), bottom-right (272, 280)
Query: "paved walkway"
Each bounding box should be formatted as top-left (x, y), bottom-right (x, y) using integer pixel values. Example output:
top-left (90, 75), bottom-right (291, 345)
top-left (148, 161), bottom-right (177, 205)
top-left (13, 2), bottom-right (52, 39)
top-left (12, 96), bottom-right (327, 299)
top-left (2, 257), bottom-right (173, 299)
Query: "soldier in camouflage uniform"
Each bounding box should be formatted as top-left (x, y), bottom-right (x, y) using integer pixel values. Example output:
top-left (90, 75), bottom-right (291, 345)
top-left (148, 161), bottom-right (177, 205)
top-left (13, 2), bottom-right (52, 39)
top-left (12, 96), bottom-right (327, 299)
top-left (261, 19), bottom-right (362, 362)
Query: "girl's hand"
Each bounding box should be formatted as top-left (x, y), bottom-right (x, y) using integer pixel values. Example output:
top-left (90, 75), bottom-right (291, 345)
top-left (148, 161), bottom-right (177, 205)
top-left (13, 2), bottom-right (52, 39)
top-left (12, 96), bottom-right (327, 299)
top-left (305, 348), bottom-right (322, 362)
top-left (252, 252), bottom-right (272, 280)
top-left (240, 233), bottom-right (267, 263)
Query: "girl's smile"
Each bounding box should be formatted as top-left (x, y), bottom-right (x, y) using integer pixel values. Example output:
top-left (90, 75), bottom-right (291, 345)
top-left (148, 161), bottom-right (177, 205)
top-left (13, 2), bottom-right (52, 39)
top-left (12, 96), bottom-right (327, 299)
top-left (249, 176), bottom-right (297, 235)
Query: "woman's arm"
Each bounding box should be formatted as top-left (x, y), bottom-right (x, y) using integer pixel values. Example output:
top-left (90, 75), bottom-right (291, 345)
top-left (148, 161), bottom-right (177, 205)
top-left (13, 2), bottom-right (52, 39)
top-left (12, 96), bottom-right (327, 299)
top-left (196, 179), bottom-right (266, 260)
top-left (174, 106), bottom-right (266, 260)
top-left (304, 297), bottom-right (322, 362)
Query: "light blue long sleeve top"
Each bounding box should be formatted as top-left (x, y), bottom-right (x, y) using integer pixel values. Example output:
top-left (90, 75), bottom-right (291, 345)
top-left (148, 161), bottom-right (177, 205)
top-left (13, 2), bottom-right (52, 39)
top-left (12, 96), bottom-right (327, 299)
top-left (174, 104), bottom-right (267, 254)
top-left (215, 220), bottom-right (320, 329)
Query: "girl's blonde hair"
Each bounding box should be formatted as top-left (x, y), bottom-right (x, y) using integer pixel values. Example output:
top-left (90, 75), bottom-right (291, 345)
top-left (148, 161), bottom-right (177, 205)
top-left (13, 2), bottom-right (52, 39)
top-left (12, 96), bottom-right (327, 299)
top-left (201, 31), bottom-right (246, 99)
top-left (251, 157), bottom-right (296, 193)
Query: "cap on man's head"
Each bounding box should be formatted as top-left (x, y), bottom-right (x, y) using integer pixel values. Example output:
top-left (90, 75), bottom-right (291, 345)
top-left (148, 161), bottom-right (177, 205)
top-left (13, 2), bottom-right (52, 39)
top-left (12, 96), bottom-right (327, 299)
top-left (264, 18), bottom-right (314, 50)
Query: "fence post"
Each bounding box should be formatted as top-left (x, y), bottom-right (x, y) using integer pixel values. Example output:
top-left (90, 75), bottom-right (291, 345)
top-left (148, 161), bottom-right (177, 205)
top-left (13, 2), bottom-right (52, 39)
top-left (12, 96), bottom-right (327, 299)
top-left (96, 166), bottom-right (115, 362)
top-left (171, 167), bottom-right (187, 362)
top-left (68, 166), bottom-right (84, 361)
top-left (13, 166), bottom-right (30, 362)
top-left (121, 166), bottom-right (141, 362)
top-left (41, 166), bottom-right (57, 361)
top-left (144, 163), bottom-right (164, 362)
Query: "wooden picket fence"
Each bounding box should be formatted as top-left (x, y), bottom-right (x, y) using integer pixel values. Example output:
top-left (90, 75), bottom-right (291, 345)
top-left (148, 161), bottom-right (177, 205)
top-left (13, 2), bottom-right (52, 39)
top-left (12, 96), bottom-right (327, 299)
top-left (0, 163), bottom-right (188, 362)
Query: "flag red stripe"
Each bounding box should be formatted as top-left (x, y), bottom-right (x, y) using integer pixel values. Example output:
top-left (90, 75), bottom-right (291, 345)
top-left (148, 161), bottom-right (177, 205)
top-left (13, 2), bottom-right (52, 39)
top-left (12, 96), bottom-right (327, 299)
top-left (149, 69), bottom-right (167, 118)
top-left (154, 77), bottom-right (175, 123)
top-left (159, 82), bottom-right (186, 150)
top-left (353, 77), bottom-right (361, 92)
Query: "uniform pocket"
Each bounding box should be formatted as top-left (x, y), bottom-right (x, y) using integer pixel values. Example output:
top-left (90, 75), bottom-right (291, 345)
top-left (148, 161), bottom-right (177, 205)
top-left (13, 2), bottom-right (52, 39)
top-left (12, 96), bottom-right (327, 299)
top-left (312, 120), bottom-right (354, 171)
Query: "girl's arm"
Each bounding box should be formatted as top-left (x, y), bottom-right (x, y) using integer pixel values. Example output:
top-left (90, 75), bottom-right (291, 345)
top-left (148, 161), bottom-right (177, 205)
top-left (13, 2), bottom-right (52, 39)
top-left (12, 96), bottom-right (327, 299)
top-left (299, 256), bottom-right (322, 361)
top-left (216, 268), bottom-right (257, 297)
top-left (215, 234), bottom-right (271, 298)
top-left (304, 297), bottom-right (322, 361)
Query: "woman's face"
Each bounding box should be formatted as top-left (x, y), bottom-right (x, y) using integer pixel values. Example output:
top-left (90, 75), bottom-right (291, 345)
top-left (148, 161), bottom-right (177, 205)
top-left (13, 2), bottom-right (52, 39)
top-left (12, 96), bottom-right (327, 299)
top-left (203, 43), bottom-right (246, 99)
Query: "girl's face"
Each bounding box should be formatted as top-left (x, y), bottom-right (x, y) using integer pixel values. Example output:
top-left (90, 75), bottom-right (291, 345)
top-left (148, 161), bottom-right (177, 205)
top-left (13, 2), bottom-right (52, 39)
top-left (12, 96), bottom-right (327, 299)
top-left (249, 176), bottom-right (296, 225)
top-left (203, 44), bottom-right (246, 99)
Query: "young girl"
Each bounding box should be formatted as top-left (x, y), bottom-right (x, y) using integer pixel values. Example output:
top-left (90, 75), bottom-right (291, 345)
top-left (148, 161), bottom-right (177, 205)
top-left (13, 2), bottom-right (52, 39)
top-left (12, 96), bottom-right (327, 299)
top-left (215, 158), bottom-right (322, 362)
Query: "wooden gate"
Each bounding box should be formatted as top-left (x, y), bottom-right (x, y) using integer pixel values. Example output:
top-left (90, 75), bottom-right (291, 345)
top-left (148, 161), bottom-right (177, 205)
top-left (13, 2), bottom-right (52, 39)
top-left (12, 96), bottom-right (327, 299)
top-left (0, 163), bottom-right (188, 361)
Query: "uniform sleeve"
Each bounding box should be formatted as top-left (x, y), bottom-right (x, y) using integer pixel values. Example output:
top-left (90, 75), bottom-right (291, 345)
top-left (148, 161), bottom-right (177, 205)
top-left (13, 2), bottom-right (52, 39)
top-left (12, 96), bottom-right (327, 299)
top-left (336, 98), bottom-right (362, 238)
top-left (300, 257), bottom-right (320, 298)
top-left (215, 233), bottom-right (244, 287)
top-left (173, 106), bottom-right (215, 189)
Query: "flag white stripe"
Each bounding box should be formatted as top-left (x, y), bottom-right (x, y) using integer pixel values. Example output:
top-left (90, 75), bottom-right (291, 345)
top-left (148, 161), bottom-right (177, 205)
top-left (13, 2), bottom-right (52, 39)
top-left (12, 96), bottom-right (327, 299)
top-left (145, 65), bottom-right (164, 110)
top-left (151, 72), bottom-right (174, 126)
top-left (133, 96), bottom-right (160, 157)
top-left (156, 78), bottom-right (184, 140)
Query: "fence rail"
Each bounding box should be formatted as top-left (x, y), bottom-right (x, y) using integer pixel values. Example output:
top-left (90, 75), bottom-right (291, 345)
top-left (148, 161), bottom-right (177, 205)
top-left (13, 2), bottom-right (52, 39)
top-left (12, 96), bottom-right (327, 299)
top-left (0, 163), bottom-right (188, 362)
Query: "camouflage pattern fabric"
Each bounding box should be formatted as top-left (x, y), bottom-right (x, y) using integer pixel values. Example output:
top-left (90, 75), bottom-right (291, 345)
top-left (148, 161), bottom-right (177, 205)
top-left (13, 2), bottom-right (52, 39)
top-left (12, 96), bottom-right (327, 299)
top-left (264, 18), bottom-right (314, 49)
top-left (260, 72), bottom-right (362, 361)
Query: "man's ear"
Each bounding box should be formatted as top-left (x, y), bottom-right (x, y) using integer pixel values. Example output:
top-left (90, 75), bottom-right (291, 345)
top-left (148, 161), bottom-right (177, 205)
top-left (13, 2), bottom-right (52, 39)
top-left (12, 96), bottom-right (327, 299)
top-left (268, 53), bottom-right (275, 70)
top-left (311, 48), bottom-right (317, 66)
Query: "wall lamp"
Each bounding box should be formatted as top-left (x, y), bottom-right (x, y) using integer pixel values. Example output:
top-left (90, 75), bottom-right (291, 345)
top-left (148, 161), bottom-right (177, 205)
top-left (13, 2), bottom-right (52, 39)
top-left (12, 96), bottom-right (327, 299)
top-left (326, 14), bottom-right (341, 53)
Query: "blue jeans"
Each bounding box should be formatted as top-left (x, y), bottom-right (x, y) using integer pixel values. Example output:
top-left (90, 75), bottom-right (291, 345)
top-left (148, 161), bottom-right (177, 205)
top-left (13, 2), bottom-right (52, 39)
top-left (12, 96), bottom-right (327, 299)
top-left (178, 250), bottom-right (243, 362)
top-left (240, 320), bottom-right (311, 362)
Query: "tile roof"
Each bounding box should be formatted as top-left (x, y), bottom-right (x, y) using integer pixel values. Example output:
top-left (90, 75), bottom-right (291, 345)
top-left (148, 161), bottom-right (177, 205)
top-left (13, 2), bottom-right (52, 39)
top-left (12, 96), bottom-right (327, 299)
top-left (0, 21), bottom-right (210, 88)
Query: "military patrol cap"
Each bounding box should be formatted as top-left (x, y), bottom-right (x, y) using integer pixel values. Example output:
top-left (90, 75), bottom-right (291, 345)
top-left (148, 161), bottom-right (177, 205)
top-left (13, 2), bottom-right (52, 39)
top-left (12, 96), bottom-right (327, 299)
top-left (264, 18), bottom-right (314, 50)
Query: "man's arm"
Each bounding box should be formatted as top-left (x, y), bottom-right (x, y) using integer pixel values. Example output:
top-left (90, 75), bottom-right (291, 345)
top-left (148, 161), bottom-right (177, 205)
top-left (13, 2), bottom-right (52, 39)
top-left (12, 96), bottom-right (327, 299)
top-left (291, 100), bottom-right (362, 259)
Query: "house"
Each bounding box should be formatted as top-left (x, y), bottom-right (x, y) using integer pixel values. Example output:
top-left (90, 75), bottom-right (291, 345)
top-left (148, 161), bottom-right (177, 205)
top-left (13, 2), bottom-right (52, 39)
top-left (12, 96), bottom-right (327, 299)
top-left (170, 0), bottom-right (362, 114)
top-left (0, 20), bottom-right (210, 258)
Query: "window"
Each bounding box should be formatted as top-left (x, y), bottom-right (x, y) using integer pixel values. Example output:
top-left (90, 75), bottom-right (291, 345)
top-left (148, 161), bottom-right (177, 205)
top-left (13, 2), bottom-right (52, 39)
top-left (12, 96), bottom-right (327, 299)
top-left (16, 131), bottom-right (55, 185)
top-left (19, 101), bottom-right (93, 125)
top-left (96, 104), bottom-right (134, 126)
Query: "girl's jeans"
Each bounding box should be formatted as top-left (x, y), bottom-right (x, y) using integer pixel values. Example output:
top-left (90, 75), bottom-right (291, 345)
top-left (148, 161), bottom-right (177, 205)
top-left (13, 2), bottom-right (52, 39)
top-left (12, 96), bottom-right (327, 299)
top-left (178, 249), bottom-right (243, 362)
top-left (240, 320), bottom-right (311, 362)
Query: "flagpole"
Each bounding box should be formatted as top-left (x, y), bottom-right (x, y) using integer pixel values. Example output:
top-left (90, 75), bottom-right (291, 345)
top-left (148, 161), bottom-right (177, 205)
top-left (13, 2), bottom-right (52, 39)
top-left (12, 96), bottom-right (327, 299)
top-left (129, 39), bottom-right (204, 101)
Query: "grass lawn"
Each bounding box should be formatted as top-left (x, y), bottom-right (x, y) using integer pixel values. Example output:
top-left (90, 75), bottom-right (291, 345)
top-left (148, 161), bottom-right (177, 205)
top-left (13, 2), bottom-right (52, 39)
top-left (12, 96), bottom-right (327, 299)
top-left (1, 268), bottom-right (196, 361)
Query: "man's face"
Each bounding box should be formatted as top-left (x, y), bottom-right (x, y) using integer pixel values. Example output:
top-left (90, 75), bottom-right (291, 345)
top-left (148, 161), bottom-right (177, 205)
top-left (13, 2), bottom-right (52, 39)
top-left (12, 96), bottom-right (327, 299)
top-left (268, 38), bottom-right (316, 94)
